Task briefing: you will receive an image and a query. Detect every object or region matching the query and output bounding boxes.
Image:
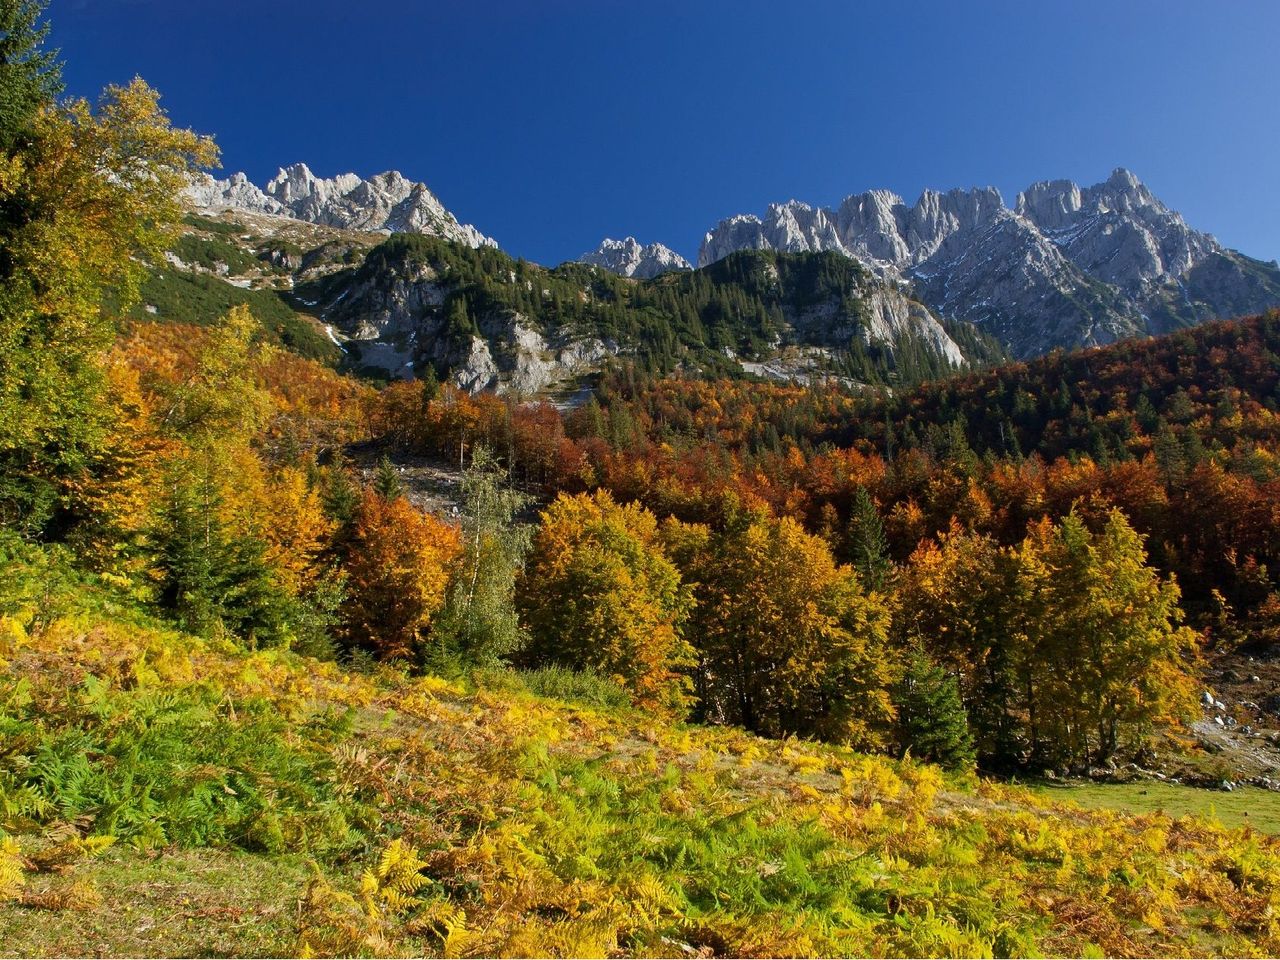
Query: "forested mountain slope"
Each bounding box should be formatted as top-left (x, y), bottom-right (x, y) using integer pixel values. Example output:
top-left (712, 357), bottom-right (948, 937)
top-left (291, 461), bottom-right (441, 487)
top-left (295, 236), bottom-right (1005, 392)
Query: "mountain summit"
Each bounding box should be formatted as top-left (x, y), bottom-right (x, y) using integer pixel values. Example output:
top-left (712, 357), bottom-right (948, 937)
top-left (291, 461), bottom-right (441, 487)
top-left (188, 163), bottom-right (497, 249)
top-left (577, 237), bottom-right (692, 278)
top-left (699, 169), bottom-right (1280, 357)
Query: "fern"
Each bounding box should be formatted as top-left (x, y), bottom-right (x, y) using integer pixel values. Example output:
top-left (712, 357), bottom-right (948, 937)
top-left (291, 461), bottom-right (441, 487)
top-left (0, 834), bottom-right (24, 901)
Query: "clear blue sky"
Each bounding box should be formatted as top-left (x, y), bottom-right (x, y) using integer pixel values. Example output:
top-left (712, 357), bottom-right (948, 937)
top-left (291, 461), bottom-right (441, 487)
top-left (53, 0), bottom-right (1280, 267)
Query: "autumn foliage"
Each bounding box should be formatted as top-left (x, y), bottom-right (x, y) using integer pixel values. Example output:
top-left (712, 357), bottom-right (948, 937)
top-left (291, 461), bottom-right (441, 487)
top-left (342, 490), bottom-right (461, 660)
top-left (666, 505), bottom-right (897, 746)
top-left (518, 490), bottom-right (694, 713)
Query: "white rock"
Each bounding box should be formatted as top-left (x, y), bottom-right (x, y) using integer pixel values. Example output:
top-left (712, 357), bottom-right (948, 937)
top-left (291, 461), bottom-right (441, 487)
top-left (578, 237), bottom-right (691, 279)
top-left (187, 162), bottom-right (497, 249)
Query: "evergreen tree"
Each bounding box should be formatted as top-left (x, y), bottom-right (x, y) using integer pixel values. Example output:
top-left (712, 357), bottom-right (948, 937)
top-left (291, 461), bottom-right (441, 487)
top-left (846, 485), bottom-right (891, 590)
top-left (321, 465), bottom-right (361, 527)
top-left (419, 364), bottom-right (440, 406)
top-left (373, 455), bottom-right (403, 501)
top-left (1153, 420), bottom-right (1186, 484)
top-left (434, 446), bottom-right (531, 666)
top-left (0, 0), bottom-right (61, 153)
top-left (1134, 393), bottom-right (1160, 433)
top-left (152, 470), bottom-right (289, 646)
top-left (894, 652), bottom-right (976, 770)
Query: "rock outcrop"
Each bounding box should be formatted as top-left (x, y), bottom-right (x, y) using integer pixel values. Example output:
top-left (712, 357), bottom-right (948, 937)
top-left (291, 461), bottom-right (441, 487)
top-left (577, 237), bottom-right (691, 278)
top-left (699, 169), bottom-right (1280, 358)
top-left (316, 249), bottom-right (619, 394)
top-left (187, 163), bottom-right (496, 249)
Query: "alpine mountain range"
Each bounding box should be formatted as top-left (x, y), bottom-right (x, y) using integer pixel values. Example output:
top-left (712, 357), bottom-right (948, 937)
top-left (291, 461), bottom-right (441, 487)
top-left (191, 164), bottom-right (1280, 362)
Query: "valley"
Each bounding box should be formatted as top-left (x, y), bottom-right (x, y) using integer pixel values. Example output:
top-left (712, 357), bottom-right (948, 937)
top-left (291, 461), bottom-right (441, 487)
top-left (4, 3), bottom-right (1280, 956)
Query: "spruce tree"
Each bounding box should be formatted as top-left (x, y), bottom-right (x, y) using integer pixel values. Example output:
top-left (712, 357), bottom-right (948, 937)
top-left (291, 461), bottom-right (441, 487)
top-left (153, 473), bottom-right (289, 646)
top-left (322, 466), bottom-right (361, 526)
top-left (894, 652), bottom-right (976, 770)
top-left (0, 0), bottom-right (62, 154)
top-left (419, 363), bottom-right (440, 406)
top-left (373, 455), bottom-right (403, 501)
top-left (846, 485), bottom-right (891, 591)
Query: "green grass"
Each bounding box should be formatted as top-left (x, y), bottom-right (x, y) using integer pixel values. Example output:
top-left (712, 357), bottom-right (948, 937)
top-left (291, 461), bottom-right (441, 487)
top-left (171, 234), bottom-right (258, 275)
top-left (0, 848), bottom-right (309, 958)
top-left (182, 213), bottom-right (247, 237)
top-left (472, 663), bottom-right (634, 710)
top-left (130, 268), bottom-right (340, 364)
top-left (1032, 780), bottom-right (1280, 834)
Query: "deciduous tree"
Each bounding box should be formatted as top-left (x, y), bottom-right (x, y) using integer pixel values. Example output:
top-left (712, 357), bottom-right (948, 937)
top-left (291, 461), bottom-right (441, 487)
top-left (518, 490), bottom-right (694, 713)
top-left (342, 489), bottom-right (460, 661)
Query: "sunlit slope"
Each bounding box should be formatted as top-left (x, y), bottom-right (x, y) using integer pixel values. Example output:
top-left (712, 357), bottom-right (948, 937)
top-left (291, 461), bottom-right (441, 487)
top-left (1, 552), bottom-right (1277, 958)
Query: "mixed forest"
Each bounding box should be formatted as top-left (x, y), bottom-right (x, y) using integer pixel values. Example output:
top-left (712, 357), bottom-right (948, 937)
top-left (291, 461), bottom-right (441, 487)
top-left (2, 3), bottom-right (1280, 956)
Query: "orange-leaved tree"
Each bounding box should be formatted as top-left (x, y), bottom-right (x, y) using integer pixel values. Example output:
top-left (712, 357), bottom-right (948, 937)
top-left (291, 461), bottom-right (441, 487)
top-left (897, 523), bottom-right (1024, 767)
top-left (342, 489), bottom-right (461, 661)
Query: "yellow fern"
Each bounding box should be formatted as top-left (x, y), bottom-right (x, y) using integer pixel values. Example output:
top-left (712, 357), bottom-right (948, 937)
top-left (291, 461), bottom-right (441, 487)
top-left (0, 836), bottom-right (25, 901)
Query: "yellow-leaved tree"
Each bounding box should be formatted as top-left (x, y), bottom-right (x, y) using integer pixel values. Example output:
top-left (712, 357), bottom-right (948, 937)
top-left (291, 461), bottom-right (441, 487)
top-left (900, 509), bottom-right (1198, 769)
top-left (0, 27), bottom-right (216, 532)
top-left (518, 490), bottom-right (695, 714)
top-left (1015, 508), bottom-right (1198, 767)
top-left (666, 505), bottom-right (897, 747)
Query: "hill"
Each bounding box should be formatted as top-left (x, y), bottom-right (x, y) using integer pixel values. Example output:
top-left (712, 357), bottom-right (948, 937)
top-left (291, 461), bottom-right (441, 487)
top-left (143, 210), bottom-right (1006, 395)
top-left (3, 544), bottom-right (1278, 958)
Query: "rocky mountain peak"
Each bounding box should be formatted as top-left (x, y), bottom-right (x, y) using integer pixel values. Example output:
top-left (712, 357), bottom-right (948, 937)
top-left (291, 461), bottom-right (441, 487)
top-left (699, 169), bottom-right (1278, 358)
top-left (187, 164), bottom-right (497, 249)
top-left (578, 237), bottom-right (692, 279)
top-left (186, 171), bottom-right (283, 216)
top-left (1015, 179), bottom-right (1084, 231)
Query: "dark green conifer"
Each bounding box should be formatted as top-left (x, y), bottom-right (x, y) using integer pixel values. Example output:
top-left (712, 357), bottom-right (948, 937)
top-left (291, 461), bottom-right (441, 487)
top-left (894, 652), bottom-right (976, 770)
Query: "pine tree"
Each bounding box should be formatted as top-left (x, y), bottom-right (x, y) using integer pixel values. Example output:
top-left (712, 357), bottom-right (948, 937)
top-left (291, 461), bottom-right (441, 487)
top-left (152, 469), bottom-right (290, 646)
top-left (419, 364), bottom-right (439, 406)
top-left (1153, 420), bottom-right (1186, 484)
top-left (894, 652), bottom-right (976, 770)
top-left (373, 455), bottom-right (403, 501)
top-left (846, 485), bottom-right (891, 591)
top-left (322, 466), bottom-right (361, 527)
top-left (0, 0), bottom-right (62, 153)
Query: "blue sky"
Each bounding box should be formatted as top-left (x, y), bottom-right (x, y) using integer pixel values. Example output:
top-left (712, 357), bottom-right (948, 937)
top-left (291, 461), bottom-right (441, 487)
top-left (54, 0), bottom-right (1280, 267)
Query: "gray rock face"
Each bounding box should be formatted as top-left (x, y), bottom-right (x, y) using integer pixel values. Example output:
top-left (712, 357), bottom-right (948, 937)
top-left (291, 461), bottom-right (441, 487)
top-left (773, 260), bottom-right (967, 368)
top-left (1016, 168), bottom-right (1219, 296)
top-left (187, 172), bottom-right (284, 216)
top-left (578, 237), bottom-right (691, 278)
top-left (186, 163), bottom-right (496, 249)
top-left (321, 252), bottom-right (620, 395)
top-left (700, 169), bottom-right (1280, 357)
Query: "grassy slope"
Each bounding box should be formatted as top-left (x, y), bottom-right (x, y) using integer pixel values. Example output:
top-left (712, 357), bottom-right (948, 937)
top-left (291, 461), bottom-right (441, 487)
top-left (1032, 782), bottom-right (1280, 836)
top-left (2, 560), bottom-right (1279, 958)
top-left (132, 268), bottom-right (341, 365)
